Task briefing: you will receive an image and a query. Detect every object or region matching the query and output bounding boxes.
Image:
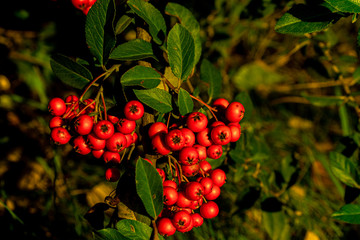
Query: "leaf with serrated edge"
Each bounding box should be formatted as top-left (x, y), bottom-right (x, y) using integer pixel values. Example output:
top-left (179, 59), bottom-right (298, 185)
top-left (167, 24), bottom-right (195, 81)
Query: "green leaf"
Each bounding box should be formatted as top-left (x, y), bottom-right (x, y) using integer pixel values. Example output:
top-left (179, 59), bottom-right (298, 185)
top-left (116, 219), bottom-right (153, 240)
top-left (301, 93), bottom-right (344, 107)
top-left (121, 65), bottom-right (161, 88)
top-left (330, 151), bottom-right (360, 188)
top-left (134, 88), bottom-right (173, 113)
top-left (167, 24), bottom-right (195, 81)
top-left (165, 2), bottom-right (202, 65)
top-left (332, 204), bottom-right (360, 224)
top-left (85, 0), bottom-right (116, 66)
top-left (115, 14), bottom-right (134, 35)
top-left (177, 88), bottom-right (194, 116)
top-left (135, 158), bottom-right (163, 219)
top-left (325, 0), bottom-right (360, 13)
top-left (275, 4), bottom-right (341, 35)
top-left (109, 39), bottom-right (156, 61)
top-left (232, 62), bottom-right (283, 90)
top-left (127, 0), bottom-right (166, 45)
top-left (200, 59), bottom-right (222, 100)
top-left (95, 228), bottom-right (130, 240)
top-left (50, 54), bottom-right (92, 89)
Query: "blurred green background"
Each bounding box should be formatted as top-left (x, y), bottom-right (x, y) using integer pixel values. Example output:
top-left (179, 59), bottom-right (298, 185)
top-left (1, 0), bottom-right (360, 239)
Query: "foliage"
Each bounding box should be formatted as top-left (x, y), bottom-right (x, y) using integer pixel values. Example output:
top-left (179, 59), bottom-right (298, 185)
top-left (2, 0), bottom-right (360, 239)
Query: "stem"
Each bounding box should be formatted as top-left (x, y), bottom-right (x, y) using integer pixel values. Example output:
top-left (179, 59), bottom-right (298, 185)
top-left (190, 95), bottom-right (218, 121)
top-left (79, 71), bottom-right (108, 101)
top-left (100, 91), bottom-right (107, 121)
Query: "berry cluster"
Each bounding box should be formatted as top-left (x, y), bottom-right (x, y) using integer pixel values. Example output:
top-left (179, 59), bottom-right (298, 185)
top-left (155, 165), bottom-right (226, 236)
top-left (71, 0), bottom-right (97, 15)
top-left (148, 98), bottom-right (245, 236)
top-left (48, 96), bottom-right (144, 181)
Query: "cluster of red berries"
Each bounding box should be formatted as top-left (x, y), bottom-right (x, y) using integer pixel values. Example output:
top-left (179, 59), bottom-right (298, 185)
top-left (71, 0), bottom-right (97, 15)
top-left (48, 96), bottom-right (144, 181)
top-left (148, 98), bottom-right (244, 236)
top-left (149, 98), bottom-right (244, 177)
top-left (155, 163), bottom-right (226, 236)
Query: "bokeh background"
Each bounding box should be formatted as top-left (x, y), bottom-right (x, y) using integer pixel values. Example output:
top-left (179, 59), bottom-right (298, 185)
top-left (1, 0), bottom-right (360, 239)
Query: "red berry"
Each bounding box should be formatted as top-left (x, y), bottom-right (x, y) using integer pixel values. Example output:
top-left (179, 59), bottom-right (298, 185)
top-left (65, 95), bottom-right (78, 103)
top-left (179, 147), bottom-right (199, 166)
top-left (191, 213), bottom-right (204, 227)
top-left (124, 100), bottom-right (144, 121)
top-left (87, 133), bottom-right (106, 150)
top-left (196, 128), bottom-right (213, 147)
top-left (72, 0), bottom-right (89, 10)
top-left (199, 177), bottom-right (214, 195)
top-left (151, 133), bottom-right (171, 155)
top-left (105, 132), bottom-right (127, 152)
top-left (200, 201), bottom-right (219, 219)
top-left (210, 169), bottom-right (226, 187)
top-left (181, 163), bottom-right (200, 177)
top-left (186, 112), bottom-right (208, 133)
top-left (103, 151), bottom-right (121, 164)
top-left (165, 129), bottom-right (185, 151)
top-left (172, 210), bottom-right (192, 231)
top-left (225, 101), bottom-right (245, 122)
top-left (148, 122), bottom-right (168, 139)
top-left (212, 98), bottom-right (229, 110)
top-left (163, 180), bottom-right (178, 190)
top-left (157, 218), bottom-right (176, 237)
top-left (49, 116), bottom-right (64, 129)
top-left (116, 118), bottom-right (136, 134)
top-left (199, 160), bottom-right (212, 173)
top-left (185, 182), bottom-right (204, 201)
top-left (205, 184), bottom-right (221, 200)
top-left (180, 128), bottom-right (196, 147)
top-left (157, 168), bottom-right (166, 182)
top-left (228, 123), bottom-right (241, 142)
top-left (48, 98), bottom-right (66, 116)
top-left (51, 127), bottom-right (71, 145)
top-left (74, 115), bottom-right (94, 135)
top-left (206, 145), bottom-right (223, 159)
top-left (92, 149), bottom-right (104, 159)
top-left (211, 125), bottom-right (231, 145)
top-left (93, 120), bottom-right (115, 140)
top-left (105, 167), bottom-right (120, 182)
top-left (193, 144), bottom-right (207, 161)
top-left (73, 135), bottom-right (91, 155)
top-left (163, 186), bottom-right (178, 206)
top-left (107, 115), bottom-right (120, 124)
top-left (176, 191), bottom-right (192, 208)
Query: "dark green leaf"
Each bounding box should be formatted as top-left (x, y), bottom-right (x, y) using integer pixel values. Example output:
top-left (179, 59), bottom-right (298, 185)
top-left (121, 65), bottom-right (161, 88)
top-left (135, 158), bottom-right (163, 219)
top-left (94, 228), bottom-right (130, 240)
top-left (177, 88), bottom-right (194, 116)
top-left (85, 0), bottom-right (116, 65)
top-left (134, 88), bottom-right (173, 113)
top-left (165, 2), bottom-right (202, 65)
top-left (109, 39), bottom-right (156, 61)
top-left (330, 151), bottom-right (360, 188)
top-left (127, 0), bottom-right (166, 45)
top-left (115, 14), bottom-right (134, 35)
top-left (332, 204), bottom-right (360, 224)
top-left (275, 4), bottom-right (341, 35)
top-left (167, 24), bottom-right (195, 81)
top-left (325, 0), bottom-right (360, 13)
top-left (116, 219), bottom-right (153, 240)
top-left (50, 54), bottom-right (92, 89)
top-left (200, 59), bottom-right (222, 100)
